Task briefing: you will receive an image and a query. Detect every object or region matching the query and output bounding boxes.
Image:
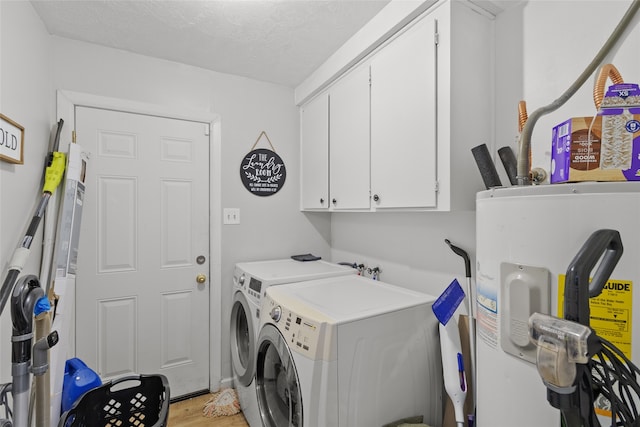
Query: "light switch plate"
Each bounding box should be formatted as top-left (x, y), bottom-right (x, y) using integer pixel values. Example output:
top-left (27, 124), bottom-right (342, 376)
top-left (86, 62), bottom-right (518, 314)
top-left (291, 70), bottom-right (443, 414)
top-left (223, 208), bottom-right (240, 225)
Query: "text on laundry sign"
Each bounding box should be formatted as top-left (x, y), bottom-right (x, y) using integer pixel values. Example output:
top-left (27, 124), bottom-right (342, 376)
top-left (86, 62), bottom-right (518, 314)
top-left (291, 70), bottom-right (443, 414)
top-left (240, 148), bottom-right (286, 196)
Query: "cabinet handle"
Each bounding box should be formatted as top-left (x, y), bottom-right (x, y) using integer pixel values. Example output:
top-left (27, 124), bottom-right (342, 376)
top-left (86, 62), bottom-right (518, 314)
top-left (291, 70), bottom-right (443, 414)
top-left (332, 198), bottom-right (337, 205)
top-left (320, 198), bottom-right (324, 204)
top-left (373, 194), bottom-right (380, 202)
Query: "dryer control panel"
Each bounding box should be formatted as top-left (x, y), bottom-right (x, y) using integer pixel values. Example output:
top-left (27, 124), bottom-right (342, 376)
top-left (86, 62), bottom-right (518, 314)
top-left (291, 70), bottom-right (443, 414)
top-left (262, 296), bottom-right (324, 360)
top-left (234, 270), bottom-right (264, 305)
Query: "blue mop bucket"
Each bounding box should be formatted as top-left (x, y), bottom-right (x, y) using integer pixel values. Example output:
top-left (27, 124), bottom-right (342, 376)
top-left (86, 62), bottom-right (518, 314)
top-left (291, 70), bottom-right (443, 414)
top-left (61, 358), bottom-right (102, 413)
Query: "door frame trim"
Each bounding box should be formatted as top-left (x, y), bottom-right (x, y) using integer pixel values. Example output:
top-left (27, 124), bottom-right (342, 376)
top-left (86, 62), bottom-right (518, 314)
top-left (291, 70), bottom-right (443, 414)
top-left (56, 89), bottom-right (223, 391)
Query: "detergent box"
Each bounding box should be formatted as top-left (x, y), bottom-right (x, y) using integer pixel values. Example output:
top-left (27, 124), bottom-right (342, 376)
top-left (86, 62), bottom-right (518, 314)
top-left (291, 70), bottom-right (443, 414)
top-left (551, 83), bottom-right (640, 183)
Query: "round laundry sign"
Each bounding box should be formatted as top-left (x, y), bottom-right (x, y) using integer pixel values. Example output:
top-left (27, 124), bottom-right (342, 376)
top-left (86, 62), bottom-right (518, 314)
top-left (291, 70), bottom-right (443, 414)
top-left (240, 148), bottom-right (286, 196)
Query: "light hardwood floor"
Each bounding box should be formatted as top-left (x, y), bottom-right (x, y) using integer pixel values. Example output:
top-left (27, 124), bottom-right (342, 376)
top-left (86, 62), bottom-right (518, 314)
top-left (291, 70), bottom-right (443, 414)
top-left (168, 394), bottom-right (250, 427)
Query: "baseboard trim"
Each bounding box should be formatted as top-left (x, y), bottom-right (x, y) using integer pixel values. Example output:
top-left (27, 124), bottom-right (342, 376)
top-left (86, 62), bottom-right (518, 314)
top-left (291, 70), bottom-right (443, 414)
top-left (170, 389), bottom-right (210, 404)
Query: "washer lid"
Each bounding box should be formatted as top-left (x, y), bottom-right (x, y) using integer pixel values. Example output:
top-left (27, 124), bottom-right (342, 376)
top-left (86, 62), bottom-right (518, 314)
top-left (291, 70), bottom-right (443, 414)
top-left (235, 258), bottom-right (355, 285)
top-left (267, 275), bottom-right (436, 323)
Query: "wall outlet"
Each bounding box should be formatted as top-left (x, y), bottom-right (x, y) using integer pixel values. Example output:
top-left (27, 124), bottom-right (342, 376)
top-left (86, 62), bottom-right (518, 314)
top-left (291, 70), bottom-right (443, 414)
top-left (223, 208), bottom-right (240, 225)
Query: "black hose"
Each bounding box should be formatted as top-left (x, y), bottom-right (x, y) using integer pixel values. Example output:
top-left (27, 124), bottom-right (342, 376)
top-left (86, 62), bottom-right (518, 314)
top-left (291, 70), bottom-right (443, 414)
top-left (10, 275), bottom-right (44, 365)
top-left (0, 270), bottom-right (19, 319)
top-left (52, 119), bottom-right (63, 153)
top-left (471, 144), bottom-right (502, 189)
top-left (445, 239), bottom-right (471, 278)
top-left (497, 146), bottom-right (518, 185)
top-left (338, 262), bottom-right (357, 269)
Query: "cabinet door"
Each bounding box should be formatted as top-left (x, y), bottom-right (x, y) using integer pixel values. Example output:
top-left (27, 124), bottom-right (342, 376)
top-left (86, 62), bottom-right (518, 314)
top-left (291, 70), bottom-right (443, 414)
top-left (371, 16), bottom-right (437, 209)
top-left (330, 64), bottom-right (371, 210)
top-left (300, 93), bottom-right (329, 210)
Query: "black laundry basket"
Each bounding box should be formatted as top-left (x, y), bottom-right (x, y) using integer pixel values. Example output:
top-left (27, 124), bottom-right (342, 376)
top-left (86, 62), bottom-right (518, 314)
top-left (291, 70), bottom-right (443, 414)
top-left (57, 374), bottom-right (170, 427)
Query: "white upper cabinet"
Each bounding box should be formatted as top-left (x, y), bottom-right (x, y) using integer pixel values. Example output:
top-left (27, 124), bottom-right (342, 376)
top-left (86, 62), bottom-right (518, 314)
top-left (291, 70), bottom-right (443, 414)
top-left (429, 1), bottom-right (493, 211)
top-left (300, 92), bottom-right (329, 210)
top-left (299, 0), bottom-right (492, 212)
top-left (329, 64), bottom-right (371, 210)
top-left (370, 14), bottom-right (437, 209)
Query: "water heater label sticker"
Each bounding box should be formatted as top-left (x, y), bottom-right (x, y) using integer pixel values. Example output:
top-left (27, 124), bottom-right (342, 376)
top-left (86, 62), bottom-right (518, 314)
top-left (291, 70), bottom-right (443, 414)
top-left (476, 284), bottom-right (498, 349)
top-left (557, 275), bottom-right (633, 358)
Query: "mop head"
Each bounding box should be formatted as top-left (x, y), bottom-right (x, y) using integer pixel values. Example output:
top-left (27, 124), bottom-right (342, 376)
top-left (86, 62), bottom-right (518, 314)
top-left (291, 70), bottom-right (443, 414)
top-left (202, 388), bottom-right (241, 417)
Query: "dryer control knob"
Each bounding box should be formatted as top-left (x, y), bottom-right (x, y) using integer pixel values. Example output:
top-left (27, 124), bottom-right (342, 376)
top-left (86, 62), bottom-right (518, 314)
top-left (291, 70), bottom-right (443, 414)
top-left (270, 306), bottom-right (282, 322)
top-left (239, 274), bottom-right (245, 287)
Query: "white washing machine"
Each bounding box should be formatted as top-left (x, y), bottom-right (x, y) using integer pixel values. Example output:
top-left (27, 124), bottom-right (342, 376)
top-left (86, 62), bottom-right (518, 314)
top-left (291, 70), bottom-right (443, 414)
top-left (255, 275), bottom-right (443, 427)
top-left (230, 259), bottom-right (356, 427)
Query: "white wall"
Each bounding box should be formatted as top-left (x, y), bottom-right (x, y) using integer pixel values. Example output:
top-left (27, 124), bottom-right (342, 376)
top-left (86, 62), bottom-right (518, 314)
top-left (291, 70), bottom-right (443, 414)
top-left (0, 1), bottom-right (54, 381)
top-left (331, 212), bottom-right (476, 298)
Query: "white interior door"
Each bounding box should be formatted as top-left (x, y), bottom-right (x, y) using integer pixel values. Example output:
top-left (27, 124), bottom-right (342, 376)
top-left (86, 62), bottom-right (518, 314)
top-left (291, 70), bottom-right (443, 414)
top-left (74, 106), bottom-right (210, 398)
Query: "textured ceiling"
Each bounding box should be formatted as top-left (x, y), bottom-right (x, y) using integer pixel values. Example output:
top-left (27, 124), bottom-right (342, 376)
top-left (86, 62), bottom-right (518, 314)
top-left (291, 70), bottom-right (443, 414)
top-left (30, 0), bottom-right (392, 87)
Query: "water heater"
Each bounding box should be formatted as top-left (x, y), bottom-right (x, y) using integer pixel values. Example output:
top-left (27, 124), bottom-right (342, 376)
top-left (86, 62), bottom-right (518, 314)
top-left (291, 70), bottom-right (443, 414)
top-left (475, 182), bottom-right (640, 426)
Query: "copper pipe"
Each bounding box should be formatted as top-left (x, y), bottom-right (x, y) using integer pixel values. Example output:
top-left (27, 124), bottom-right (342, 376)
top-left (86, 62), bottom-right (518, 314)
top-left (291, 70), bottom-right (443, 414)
top-left (518, 101), bottom-right (531, 176)
top-left (594, 63), bottom-right (624, 110)
top-left (518, 100), bottom-right (528, 133)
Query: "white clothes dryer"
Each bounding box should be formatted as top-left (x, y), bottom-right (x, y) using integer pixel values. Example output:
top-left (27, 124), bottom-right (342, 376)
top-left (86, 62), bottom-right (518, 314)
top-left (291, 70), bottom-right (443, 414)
top-left (255, 275), bottom-right (443, 427)
top-left (230, 259), bottom-right (355, 427)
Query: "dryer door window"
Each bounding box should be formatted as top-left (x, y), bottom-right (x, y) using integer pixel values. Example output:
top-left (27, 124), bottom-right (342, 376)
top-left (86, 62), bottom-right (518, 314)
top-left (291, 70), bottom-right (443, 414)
top-left (231, 292), bottom-right (256, 386)
top-left (256, 324), bottom-right (303, 427)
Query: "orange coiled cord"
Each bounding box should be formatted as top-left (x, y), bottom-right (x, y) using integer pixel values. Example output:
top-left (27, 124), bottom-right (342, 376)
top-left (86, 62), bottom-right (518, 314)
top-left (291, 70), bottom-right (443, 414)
top-left (518, 100), bottom-right (531, 173)
top-left (594, 63), bottom-right (624, 110)
top-left (518, 100), bottom-right (528, 133)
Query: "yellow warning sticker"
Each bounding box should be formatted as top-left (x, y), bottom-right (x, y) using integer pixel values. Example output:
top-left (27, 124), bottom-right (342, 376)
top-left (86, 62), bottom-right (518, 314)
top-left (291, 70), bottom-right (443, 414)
top-left (557, 275), bottom-right (633, 358)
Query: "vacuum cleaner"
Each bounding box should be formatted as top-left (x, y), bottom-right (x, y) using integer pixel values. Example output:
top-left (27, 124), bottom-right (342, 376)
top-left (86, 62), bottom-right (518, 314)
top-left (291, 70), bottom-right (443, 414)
top-left (0, 119), bottom-right (66, 426)
top-left (10, 276), bottom-right (58, 427)
top-left (529, 229), bottom-right (640, 427)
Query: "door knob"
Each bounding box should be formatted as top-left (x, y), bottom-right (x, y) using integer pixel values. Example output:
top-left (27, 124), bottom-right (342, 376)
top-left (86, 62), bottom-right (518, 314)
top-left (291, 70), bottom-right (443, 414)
top-left (196, 274), bottom-right (207, 284)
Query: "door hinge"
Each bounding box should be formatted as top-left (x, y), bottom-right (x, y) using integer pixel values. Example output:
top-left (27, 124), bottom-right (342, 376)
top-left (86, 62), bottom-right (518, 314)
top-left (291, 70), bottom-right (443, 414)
top-left (204, 124), bottom-right (210, 136)
top-left (72, 130), bottom-right (77, 143)
top-left (435, 181), bottom-right (440, 192)
top-left (434, 19), bottom-right (439, 46)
